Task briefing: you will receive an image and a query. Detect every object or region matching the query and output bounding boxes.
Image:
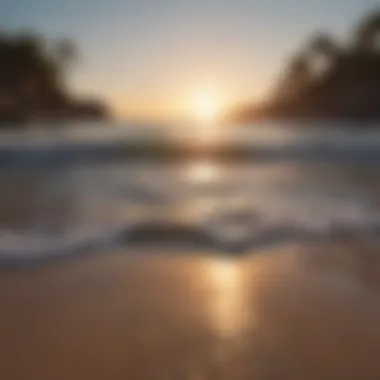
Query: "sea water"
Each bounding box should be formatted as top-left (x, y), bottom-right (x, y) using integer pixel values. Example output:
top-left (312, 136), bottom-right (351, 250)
top-left (0, 121), bottom-right (379, 261)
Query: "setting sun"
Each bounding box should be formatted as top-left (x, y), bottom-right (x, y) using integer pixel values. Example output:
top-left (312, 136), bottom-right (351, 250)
top-left (193, 93), bottom-right (223, 122)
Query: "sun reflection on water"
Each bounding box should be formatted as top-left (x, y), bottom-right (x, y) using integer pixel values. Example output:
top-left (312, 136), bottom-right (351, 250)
top-left (204, 259), bottom-right (244, 338)
top-left (186, 160), bottom-right (220, 184)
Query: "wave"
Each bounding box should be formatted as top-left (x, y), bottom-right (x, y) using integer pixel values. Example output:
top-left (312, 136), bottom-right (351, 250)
top-left (1, 216), bottom-right (379, 265)
top-left (2, 126), bottom-right (380, 165)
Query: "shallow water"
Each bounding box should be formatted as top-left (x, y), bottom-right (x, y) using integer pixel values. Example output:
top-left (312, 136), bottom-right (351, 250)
top-left (0, 123), bottom-right (380, 260)
top-left (0, 161), bottom-right (379, 259)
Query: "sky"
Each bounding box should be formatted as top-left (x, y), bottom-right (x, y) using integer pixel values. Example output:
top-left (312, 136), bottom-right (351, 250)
top-left (0, 0), bottom-right (377, 120)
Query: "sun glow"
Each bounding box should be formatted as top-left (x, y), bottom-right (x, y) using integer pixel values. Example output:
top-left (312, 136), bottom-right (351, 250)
top-left (192, 92), bottom-right (223, 122)
top-left (187, 160), bottom-right (220, 183)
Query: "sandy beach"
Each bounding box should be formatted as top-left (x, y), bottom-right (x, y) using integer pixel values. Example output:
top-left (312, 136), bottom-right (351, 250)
top-left (1, 241), bottom-right (380, 379)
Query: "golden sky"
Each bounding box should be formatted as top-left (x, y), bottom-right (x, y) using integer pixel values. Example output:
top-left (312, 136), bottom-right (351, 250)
top-left (2, 0), bottom-right (372, 121)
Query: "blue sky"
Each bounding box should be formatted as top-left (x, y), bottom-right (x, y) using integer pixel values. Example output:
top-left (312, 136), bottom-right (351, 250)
top-left (0, 0), bottom-right (376, 118)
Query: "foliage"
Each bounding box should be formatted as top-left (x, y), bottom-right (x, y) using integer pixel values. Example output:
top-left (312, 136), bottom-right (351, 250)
top-left (234, 9), bottom-right (380, 121)
top-left (0, 31), bottom-right (106, 124)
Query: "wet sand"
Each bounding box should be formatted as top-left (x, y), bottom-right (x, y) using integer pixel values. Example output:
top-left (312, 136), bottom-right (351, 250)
top-left (1, 242), bottom-right (380, 380)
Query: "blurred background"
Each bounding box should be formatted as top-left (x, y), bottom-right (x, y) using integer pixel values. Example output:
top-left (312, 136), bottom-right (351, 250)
top-left (2, 1), bottom-right (380, 380)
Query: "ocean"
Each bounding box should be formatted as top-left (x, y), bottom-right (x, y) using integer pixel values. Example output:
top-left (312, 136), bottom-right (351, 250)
top-left (0, 121), bottom-right (379, 262)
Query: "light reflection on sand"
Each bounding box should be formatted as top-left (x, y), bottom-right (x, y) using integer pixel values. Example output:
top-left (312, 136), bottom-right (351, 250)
top-left (1, 242), bottom-right (380, 379)
top-left (203, 259), bottom-right (245, 338)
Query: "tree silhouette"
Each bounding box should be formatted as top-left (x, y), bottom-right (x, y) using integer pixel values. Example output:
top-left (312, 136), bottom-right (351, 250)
top-left (275, 53), bottom-right (313, 101)
top-left (354, 11), bottom-right (380, 52)
top-left (233, 9), bottom-right (380, 122)
top-left (0, 31), bottom-right (107, 124)
top-left (308, 33), bottom-right (340, 61)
